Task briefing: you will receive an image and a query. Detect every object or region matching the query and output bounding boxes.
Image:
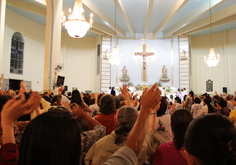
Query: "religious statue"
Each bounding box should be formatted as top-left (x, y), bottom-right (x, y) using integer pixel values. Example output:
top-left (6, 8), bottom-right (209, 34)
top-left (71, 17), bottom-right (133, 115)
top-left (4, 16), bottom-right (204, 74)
top-left (180, 49), bottom-right (187, 60)
top-left (119, 66), bottom-right (130, 82)
top-left (160, 65), bottom-right (170, 82)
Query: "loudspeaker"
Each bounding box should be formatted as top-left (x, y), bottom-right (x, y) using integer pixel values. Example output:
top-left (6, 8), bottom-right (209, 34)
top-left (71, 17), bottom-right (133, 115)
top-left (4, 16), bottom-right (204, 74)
top-left (64, 86), bottom-right (68, 91)
top-left (223, 87), bottom-right (227, 94)
top-left (56, 75), bottom-right (65, 86)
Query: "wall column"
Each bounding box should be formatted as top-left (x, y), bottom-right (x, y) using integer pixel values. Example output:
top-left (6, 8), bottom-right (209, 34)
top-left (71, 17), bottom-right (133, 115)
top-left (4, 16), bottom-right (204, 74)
top-left (44, 0), bottom-right (63, 91)
top-left (0, 0), bottom-right (6, 75)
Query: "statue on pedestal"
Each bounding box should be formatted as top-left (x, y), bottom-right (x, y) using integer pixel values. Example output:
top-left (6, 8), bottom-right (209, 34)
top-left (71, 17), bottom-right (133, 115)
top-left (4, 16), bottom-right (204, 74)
top-left (160, 65), bottom-right (170, 82)
top-left (120, 66), bottom-right (130, 82)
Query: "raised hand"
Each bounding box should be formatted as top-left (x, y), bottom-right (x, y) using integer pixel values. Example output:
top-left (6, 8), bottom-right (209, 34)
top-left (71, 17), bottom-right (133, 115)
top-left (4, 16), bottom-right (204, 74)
top-left (58, 85), bottom-right (64, 94)
top-left (120, 84), bottom-right (129, 97)
top-left (141, 83), bottom-right (162, 113)
top-left (1, 92), bottom-right (40, 126)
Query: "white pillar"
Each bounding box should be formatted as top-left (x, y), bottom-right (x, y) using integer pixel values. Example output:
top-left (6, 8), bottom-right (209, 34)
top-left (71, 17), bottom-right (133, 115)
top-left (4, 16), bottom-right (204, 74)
top-left (44, 0), bottom-right (63, 91)
top-left (0, 0), bottom-right (6, 74)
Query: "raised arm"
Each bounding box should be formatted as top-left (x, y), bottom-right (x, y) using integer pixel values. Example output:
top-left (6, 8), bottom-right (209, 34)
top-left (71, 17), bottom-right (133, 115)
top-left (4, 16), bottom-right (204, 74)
top-left (120, 84), bottom-right (131, 106)
top-left (149, 102), bottom-right (161, 133)
top-left (73, 105), bottom-right (101, 129)
top-left (126, 83), bottom-right (162, 156)
top-left (20, 81), bottom-right (28, 93)
top-left (1, 92), bottom-right (41, 144)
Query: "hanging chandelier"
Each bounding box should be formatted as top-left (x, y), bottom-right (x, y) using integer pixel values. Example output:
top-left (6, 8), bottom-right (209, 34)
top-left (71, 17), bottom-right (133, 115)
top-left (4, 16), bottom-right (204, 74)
top-left (204, 0), bottom-right (220, 67)
top-left (106, 0), bottom-right (122, 66)
top-left (61, 0), bottom-right (93, 38)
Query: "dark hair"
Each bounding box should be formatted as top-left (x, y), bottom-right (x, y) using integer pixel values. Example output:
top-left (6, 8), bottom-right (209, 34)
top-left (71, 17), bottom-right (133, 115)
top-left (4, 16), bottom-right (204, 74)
top-left (19, 108), bottom-right (81, 165)
top-left (204, 96), bottom-right (215, 113)
top-left (189, 91), bottom-right (194, 103)
top-left (111, 87), bottom-right (116, 96)
top-left (171, 109), bottom-right (193, 150)
top-left (71, 90), bottom-right (82, 106)
top-left (175, 97), bottom-right (181, 104)
top-left (114, 97), bottom-right (121, 109)
top-left (115, 106), bottom-right (138, 144)
top-left (0, 95), bottom-right (12, 122)
top-left (185, 114), bottom-right (236, 165)
top-left (194, 97), bottom-right (201, 104)
top-left (219, 99), bottom-right (227, 108)
top-left (156, 97), bottom-right (168, 117)
top-left (99, 94), bottom-right (116, 114)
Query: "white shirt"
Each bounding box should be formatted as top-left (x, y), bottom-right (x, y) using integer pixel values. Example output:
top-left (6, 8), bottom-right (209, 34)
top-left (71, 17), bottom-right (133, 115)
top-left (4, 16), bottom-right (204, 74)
top-left (155, 114), bottom-right (173, 144)
top-left (197, 105), bottom-right (208, 116)
top-left (191, 104), bottom-right (203, 118)
top-left (107, 89), bottom-right (111, 94)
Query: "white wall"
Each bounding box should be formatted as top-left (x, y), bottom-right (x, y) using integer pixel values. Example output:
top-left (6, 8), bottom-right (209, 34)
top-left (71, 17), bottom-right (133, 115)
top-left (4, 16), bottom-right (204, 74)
top-left (2, 8), bottom-right (101, 93)
top-left (60, 31), bottom-right (101, 93)
top-left (2, 8), bottom-right (45, 91)
top-left (190, 28), bottom-right (236, 95)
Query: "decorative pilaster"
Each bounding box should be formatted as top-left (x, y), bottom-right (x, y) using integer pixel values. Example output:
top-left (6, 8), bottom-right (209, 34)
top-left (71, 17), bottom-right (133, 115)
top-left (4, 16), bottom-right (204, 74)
top-left (101, 35), bottom-right (111, 93)
top-left (179, 35), bottom-right (190, 91)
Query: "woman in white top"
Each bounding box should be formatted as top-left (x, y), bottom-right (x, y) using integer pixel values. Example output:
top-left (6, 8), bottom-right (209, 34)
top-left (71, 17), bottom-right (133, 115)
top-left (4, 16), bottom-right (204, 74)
top-left (191, 97), bottom-right (203, 119)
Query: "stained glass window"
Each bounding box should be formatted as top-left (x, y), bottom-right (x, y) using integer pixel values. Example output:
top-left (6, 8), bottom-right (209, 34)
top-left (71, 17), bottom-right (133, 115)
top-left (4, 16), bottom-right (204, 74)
top-left (10, 32), bottom-right (24, 75)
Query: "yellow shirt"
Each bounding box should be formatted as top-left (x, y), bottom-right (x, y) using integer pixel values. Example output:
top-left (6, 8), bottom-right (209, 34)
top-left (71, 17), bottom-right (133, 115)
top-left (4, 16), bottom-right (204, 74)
top-left (229, 109), bottom-right (236, 125)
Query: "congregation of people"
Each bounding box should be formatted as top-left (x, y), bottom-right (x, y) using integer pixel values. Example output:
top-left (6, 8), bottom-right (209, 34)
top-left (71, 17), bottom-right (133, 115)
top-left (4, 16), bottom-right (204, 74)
top-left (0, 82), bottom-right (236, 165)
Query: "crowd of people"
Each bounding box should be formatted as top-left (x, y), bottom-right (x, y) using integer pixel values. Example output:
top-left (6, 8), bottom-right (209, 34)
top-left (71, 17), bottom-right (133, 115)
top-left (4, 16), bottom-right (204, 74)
top-left (0, 82), bottom-right (236, 165)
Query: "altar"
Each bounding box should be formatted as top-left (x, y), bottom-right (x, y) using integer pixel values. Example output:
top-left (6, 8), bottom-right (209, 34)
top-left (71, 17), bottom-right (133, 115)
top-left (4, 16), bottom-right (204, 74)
top-left (110, 38), bottom-right (180, 90)
top-left (115, 85), bottom-right (177, 102)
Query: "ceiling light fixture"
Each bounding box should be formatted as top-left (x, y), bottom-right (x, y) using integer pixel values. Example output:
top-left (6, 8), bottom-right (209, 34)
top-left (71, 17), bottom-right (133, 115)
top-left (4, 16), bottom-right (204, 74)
top-left (61, 0), bottom-right (93, 38)
top-left (107, 0), bottom-right (122, 66)
top-left (204, 0), bottom-right (220, 67)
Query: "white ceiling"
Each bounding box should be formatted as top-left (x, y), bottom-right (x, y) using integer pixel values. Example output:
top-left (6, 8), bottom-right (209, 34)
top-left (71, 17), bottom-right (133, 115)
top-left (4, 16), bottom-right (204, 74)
top-left (6, 0), bottom-right (236, 38)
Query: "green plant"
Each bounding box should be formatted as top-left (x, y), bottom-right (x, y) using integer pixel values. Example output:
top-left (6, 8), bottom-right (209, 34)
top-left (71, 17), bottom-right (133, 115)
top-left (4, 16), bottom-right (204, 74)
top-left (135, 84), bottom-right (142, 90)
top-left (166, 86), bottom-right (171, 93)
top-left (157, 81), bottom-right (162, 87)
top-left (127, 82), bottom-right (134, 86)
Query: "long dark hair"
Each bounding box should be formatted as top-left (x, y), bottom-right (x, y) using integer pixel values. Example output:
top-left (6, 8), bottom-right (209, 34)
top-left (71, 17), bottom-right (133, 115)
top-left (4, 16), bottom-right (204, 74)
top-left (185, 114), bottom-right (236, 165)
top-left (19, 108), bottom-right (81, 165)
top-left (204, 96), bottom-right (215, 113)
top-left (189, 91), bottom-right (194, 103)
top-left (71, 90), bottom-right (82, 106)
top-left (171, 109), bottom-right (193, 150)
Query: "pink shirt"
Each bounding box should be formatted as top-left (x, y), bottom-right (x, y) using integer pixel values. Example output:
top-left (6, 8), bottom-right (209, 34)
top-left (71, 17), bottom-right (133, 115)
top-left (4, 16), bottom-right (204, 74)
top-left (153, 141), bottom-right (187, 165)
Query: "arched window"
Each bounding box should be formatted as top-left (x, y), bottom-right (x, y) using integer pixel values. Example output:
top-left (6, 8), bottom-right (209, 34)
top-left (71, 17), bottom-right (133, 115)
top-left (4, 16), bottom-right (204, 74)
top-left (10, 32), bottom-right (24, 74)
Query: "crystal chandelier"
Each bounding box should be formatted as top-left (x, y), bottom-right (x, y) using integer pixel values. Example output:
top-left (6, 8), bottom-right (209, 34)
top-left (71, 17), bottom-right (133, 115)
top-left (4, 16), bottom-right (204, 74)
top-left (107, 0), bottom-right (122, 66)
top-left (61, 0), bottom-right (93, 38)
top-left (204, 0), bottom-right (220, 67)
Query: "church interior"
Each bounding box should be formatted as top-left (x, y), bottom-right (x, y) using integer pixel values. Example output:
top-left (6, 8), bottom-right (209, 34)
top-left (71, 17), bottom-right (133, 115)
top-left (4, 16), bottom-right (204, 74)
top-left (0, 0), bottom-right (236, 95)
top-left (1, 1), bottom-right (236, 165)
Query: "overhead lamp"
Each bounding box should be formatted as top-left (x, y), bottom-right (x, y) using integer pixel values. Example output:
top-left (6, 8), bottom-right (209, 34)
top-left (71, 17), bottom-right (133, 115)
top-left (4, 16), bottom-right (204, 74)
top-left (61, 0), bottom-right (93, 38)
top-left (107, 0), bottom-right (122, 66)
top-left (204, 0), bottom-right (220, 67)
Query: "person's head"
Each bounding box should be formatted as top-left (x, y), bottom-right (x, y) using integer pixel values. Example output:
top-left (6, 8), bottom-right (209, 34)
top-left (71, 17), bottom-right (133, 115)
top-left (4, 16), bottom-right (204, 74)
top-left (218, 98), bottom-right (227, 108)
top-left (4, 89), bottom-right (16, 99)
top-left (118, 93), bottom-right (125, 101)
top-left (183, 88), bottom-right (186, 91)
top-left (194, 97), bottom-right (201, 104)
top-left (114, 97), bottom-right (121, 109)
top-left (226, 95), bottom-right (232, 101)
top-left (99, 94), bottom-right (116, 114)
top-left (67, 92), bottom-right (72, 97)
top-left (0, 95), bottom-right (12, 122)
top-left (171, 109), bottom-right (193, 150)
top-left (174, 96), bottom-right (181, 104)
top-left (19, 107), bottom-right (81, 165)
top-left (115, 106), bottom-right (138, 144)
top-left (156, 97), bottom-right (168, 117)
top-left (61, 90), bottom-right (65, 95)
top-left (71, 90), bottom-right (82, 106)
top-left (184, 114), bottom-right (236, 165)
top-left (189, 91), bottom-right (194, 97)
